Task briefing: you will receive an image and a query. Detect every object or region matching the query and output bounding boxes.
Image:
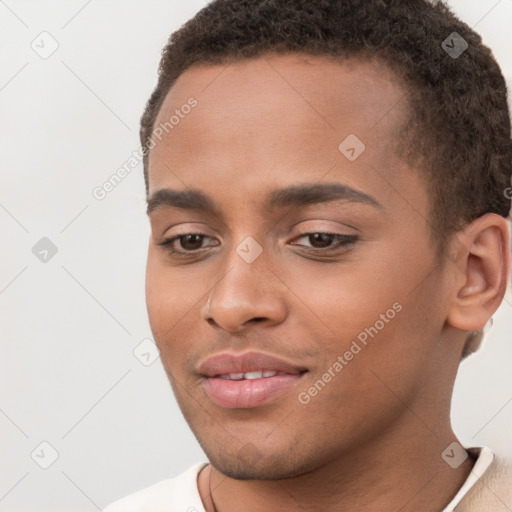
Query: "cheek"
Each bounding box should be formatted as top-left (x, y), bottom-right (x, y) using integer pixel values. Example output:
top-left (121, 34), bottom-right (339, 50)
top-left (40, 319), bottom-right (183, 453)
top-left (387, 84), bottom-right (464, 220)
top-left (146, 247), bottom-right (194, 322)
top-left (289, 252), bottom-right (403, 337)
top-left (291, 245), bottom-right (436, 383)
top-left (145, 250), bottom-right (167, 332)
top-left (145, 247), bottom-right (211, 374)
top-left (145, 249), bottom-right (186, 356)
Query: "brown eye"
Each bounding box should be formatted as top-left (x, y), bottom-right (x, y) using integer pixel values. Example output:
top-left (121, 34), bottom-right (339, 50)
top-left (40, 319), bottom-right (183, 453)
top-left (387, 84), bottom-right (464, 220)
top-left (179, 234), bottom-right (205, 250)
top-left (157, 232), bottom-right (218, 256)
top-left (290, 232), bottom-right (358, 254)
top-left (308, 233), bottom-right (335, 248)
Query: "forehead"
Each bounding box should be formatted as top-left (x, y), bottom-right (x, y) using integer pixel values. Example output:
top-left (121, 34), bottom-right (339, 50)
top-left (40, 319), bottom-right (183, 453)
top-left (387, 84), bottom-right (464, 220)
top-left (152, 54), bottom-right (407, 144)
top-left (147, 53), bottom-right (424, 215)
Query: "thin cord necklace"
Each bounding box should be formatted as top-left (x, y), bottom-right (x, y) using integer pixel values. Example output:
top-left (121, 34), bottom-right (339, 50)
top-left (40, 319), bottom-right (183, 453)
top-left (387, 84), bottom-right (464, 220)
top-left (208, 464), bottom-right (218, 512)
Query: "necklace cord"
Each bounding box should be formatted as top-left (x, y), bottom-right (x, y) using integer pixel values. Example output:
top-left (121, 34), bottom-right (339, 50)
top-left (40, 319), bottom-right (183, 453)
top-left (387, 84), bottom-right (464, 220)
top-left (208, 464), bottom-right (218, 512)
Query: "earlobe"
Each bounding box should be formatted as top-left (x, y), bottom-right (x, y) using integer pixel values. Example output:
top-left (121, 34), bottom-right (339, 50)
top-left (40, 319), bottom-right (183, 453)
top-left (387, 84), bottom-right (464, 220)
top-left (461, 317), bottom-right (494, 359)
top-left (446, 214), bottom-right (511, 334)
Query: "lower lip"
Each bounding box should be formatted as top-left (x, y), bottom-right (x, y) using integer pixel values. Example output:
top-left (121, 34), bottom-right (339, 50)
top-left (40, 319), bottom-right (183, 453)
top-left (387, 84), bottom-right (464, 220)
top-left (203, 374), bottom-right (304, 408)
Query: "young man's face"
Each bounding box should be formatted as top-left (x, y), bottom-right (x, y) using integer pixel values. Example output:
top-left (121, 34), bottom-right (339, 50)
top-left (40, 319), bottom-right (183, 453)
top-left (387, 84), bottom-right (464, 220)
top-left (145, 54), bottom-right (460, 479)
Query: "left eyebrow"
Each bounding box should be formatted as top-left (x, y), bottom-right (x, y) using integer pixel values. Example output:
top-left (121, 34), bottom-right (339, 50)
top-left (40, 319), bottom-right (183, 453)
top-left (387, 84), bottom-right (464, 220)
top-left (146, 182), bottom-right (383, 216)
top-left (263, 182), bottom-right (383, 211)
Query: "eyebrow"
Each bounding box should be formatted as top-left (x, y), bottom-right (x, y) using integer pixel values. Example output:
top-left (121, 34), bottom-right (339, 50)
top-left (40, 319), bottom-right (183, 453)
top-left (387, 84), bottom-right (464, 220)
top-left (146, 182), bottom-right (382, 216)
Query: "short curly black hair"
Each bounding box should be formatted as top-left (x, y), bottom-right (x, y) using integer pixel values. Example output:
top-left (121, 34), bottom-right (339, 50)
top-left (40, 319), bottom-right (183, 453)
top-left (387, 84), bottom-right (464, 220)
top-left (141, 0), bottom-right (512, 256)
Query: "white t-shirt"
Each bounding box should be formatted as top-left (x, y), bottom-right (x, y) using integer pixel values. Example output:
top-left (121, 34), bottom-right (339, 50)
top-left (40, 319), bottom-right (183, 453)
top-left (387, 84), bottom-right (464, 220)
top-left (104, 447), bottom-right (494, 512)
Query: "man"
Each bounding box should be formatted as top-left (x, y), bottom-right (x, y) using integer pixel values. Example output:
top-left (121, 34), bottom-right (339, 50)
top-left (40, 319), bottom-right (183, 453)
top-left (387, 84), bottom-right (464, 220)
top-left (105, 0), bottom-right (512, 510)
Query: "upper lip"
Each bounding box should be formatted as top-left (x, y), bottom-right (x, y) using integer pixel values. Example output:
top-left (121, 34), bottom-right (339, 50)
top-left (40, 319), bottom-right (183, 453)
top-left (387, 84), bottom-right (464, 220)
top-left (198, 351), bottom-right (307, 377)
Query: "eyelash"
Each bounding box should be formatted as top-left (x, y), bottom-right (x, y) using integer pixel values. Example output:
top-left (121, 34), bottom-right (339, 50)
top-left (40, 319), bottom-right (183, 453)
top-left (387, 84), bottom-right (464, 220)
top-left (157, 232), bottom-right (358, 257)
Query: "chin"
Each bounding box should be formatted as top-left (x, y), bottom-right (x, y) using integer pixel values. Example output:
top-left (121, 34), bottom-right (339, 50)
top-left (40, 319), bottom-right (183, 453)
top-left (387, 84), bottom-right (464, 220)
top-left (202, 442), bottom-right (316, 481)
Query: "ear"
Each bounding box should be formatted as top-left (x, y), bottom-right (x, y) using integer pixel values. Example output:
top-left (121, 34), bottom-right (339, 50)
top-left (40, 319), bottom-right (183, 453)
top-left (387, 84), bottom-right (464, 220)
top-left (446, 213), bottom-right (511, 333)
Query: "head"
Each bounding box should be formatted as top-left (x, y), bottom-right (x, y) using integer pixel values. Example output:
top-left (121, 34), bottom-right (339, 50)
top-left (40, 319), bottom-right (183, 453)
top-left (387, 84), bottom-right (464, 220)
top-left (143, 0), bottom-right (511, 479)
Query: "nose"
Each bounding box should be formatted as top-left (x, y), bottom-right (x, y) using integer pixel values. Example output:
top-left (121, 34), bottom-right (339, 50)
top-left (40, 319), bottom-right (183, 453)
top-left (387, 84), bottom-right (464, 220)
top-left (201, 247), bottom-right (287, 333)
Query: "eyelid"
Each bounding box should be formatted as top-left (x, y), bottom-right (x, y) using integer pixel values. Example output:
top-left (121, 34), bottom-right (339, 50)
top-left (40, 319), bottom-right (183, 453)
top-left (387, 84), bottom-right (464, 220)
top-left (291, 218), bottom-right (360, 233)
top-left (158, 232), bottom-right (217, 250)
top-left (289, 232), bottom-right (358, 249)
top-left (158, 222), bottom-right (221, 242)
top-left (291, 231), bottom-right (356, 240)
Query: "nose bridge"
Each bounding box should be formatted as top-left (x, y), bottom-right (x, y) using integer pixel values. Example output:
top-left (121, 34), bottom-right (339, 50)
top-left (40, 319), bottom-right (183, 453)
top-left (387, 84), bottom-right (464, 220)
top-left (202, 234), bottom-right (286, 331)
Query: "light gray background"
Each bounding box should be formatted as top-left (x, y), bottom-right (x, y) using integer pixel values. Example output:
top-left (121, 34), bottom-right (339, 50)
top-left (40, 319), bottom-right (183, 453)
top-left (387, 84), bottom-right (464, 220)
top-left (1, 1), bottom-right (511, 510)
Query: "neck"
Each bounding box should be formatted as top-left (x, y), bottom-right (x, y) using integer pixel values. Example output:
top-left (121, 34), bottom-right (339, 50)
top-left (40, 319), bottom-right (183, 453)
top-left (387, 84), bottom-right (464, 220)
top-left (198, 414), bottom-right (475, 512)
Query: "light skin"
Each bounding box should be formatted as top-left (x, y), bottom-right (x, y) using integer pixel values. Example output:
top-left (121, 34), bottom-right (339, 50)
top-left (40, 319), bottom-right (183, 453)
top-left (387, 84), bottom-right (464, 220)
top-left (145, 53), bottom-right (511, 511)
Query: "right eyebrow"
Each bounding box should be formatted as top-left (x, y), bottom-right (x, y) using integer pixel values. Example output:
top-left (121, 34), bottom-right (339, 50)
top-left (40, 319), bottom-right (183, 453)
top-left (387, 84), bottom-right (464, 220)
top-left (146, 188), bottom-right (223, 218)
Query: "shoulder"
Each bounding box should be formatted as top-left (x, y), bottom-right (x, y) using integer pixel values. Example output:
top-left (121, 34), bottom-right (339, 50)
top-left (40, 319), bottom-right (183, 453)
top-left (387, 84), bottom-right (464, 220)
top-left (456, 451), bottom-right (512, 511)
top-left (104, 462), bottom-right (208, 512)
